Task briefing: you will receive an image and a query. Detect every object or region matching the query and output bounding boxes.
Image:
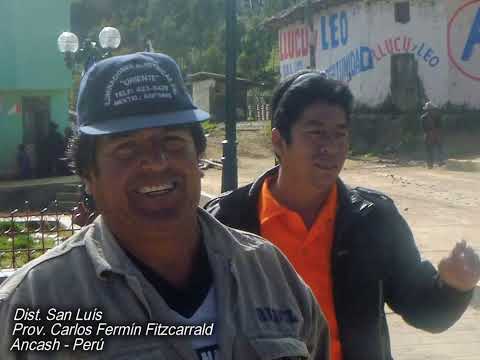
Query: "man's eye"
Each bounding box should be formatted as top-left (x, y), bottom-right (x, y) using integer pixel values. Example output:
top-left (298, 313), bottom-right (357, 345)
top-left (308, 130), bottom-right (326, 137)
top-left (114, 145), bottom-right (137, 159)
top-left (163, 138), bottom-right (186, 152)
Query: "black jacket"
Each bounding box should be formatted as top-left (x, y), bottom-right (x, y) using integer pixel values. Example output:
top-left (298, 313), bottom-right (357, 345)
top-left (204, 166), bottom-right (472, 360)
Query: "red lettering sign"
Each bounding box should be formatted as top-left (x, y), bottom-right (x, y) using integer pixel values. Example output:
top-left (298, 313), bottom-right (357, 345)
top-left (279, 25), bottom-right (309, 61)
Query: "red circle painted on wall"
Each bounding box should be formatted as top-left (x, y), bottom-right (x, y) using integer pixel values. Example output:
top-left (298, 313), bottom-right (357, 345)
top-left (448, 0), bottom-right (480, 81)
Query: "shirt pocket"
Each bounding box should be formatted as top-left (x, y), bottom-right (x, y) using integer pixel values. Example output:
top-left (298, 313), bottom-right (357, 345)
top-left (249, 337), bottom-right (310, 360)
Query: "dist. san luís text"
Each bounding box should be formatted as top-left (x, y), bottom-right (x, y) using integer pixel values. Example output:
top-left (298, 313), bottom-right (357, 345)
top-left (45, 308), bottom-right (103, 322)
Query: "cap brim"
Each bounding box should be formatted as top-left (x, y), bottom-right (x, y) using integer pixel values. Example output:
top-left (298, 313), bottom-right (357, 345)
top-left (79, 109), bottom-right (210, 135)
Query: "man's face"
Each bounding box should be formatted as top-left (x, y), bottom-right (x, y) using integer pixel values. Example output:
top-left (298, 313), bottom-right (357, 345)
top-left (85, 126), bottom-right (202, 237)
top-left (273, 102), bottom-right (349, 191)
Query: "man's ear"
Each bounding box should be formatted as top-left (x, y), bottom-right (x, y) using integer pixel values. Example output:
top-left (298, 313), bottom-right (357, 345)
top-left (83, 178), bottom-right (93, 195)
top-left (81, 170), bottom-right (95, 196)
top-left (271, 128), bottom-right (284, 159)
top-left (197, 155), bottom-right (205, 178)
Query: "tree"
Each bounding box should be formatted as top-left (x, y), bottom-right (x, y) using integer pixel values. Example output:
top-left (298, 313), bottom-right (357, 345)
top-left (71, 0), bottom-right (299, 83)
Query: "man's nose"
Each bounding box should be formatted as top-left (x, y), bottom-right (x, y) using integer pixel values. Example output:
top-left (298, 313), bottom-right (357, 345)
top-left (138, 146), bottom-right (168, 169)
top-left (317, 135), bottom-right (337, 153)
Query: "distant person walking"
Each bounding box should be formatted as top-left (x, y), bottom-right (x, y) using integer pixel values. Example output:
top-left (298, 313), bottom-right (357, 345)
top-left (421, 101), bottom-right (445, 168)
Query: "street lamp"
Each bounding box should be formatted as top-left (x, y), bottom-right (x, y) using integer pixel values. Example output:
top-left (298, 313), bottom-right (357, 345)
top-left (57, 27), bottom-right (121, 73)
top-left (57, 27), bottom-right (121, 212)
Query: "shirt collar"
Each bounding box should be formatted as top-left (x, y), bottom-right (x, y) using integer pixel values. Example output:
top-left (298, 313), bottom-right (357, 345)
top-left (259, 176), bottom-right (287, 225)
top-left (84, 215), bottom-right (139, 279)
top-left (84, 209), bottom-right (238, 280)
top-left (259, 177), bottom-right (338, 226)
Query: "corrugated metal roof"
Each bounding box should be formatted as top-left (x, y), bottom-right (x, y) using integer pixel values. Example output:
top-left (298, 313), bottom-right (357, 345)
top-left (188, 72), bottom-right (260, 86)
top-left (262, 0), bottom-right (363, 30)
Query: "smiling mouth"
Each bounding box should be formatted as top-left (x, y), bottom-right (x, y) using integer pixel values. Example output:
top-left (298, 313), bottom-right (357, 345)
top-left (136, 181), bottom-right (177, 197)
top-left (313, 163), bottom-right (338, 170)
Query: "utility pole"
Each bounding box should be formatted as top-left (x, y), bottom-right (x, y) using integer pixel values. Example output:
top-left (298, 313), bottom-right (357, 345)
top-left (305, 0), bottom-right (316, 69)
top-left (222, 0), bottom-right (238, 192)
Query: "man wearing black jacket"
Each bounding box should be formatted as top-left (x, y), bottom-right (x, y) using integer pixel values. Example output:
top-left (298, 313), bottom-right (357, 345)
top-left (205, 71), bottom-right (480, 360)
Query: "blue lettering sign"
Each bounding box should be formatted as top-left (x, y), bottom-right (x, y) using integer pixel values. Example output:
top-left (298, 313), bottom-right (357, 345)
top-left (462, 8), bottom-right (480, 61)
top-left (325, 46), bottom-right (374, 82)
top-left (340, 11), bottom-right (348, 45)
top-left (354, 50), bottom-right (360, 73)
top-left (281, 60), bottom-right (307, 78)
top-left (330, 13), bottom-right (339, 48)
top-left (423, 48), bottom-right (434, 62)
top-left (293, 59), bottom-right (306, 71)
top-left (360, 46), bottom-right (374, 71)
top-left (429, 56), bottom-right (440, 67)
top-left (319, 12), bottom-right (349, 50)
top-left (321, 16), bottom-right (329, 49)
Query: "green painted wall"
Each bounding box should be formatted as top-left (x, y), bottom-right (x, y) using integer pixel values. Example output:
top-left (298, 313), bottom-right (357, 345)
top-left (0, 93), bottom-right (24, 178)
top-left (0, 2), bottom-right (16, 89)
top-left (11, 0), bottom-right (72, 91)
top-left (0, 0), bottom-right (73, 179)
top-left (51, 92), bottom-right (70, 132)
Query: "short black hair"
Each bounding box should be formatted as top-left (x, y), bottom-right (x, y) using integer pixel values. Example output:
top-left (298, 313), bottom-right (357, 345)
top-left (271, 70), bottom-right (354, 143)
top-left (66, 123), bottom-right (207, 178)
top-left (66, 133), bottom-right (97, 178)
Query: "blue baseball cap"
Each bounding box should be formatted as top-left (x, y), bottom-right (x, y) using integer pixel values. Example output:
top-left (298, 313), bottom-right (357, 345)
top-left (76, 52), bottom-right (210, 135)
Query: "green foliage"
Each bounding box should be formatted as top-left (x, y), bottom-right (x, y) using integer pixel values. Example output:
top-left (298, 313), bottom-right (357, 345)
top-left (71, 0), bottom-right (299, 85)
top-left (0, 219), bottom-right (73, 269)
top-left (0, 234), bottom-right (32, 250)
top-left (0, 236), bottom-right (57, 269)
top-left (11, 235), bottom-right (33, 250)
top-left (238, 16), bottom-right (277, 85)
top-left (202, 120), bottom-right (218, 134)
top-left (0, 222), bottom-right (25, 234)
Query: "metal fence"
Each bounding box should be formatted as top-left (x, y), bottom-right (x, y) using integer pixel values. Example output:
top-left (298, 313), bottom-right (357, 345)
top-left (0, 201), bottom-right (82, 271)
top-left (247, 93), bottom-right (271, 123)
top-left (0, 193), bottom-right (209, 276)
top-left (248, 102), bottom-right (271, 122)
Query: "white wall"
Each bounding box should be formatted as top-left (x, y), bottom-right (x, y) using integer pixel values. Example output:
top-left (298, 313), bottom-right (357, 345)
top-left (192, 79), bottom-right (215, 113)
top-left (312, 0), bottom-right (447, 106)
top-left (278, 0), bottom-right (480, 109)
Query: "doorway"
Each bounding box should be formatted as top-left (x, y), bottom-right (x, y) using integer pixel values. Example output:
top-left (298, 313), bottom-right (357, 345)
top-left (22, 97), bottom-right (50, 178)
top-left (390, 53), bottom-right (422, 112)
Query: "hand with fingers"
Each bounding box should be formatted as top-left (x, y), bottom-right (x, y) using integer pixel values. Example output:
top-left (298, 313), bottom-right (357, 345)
top-left (438, 240), bottom-right (480, 292)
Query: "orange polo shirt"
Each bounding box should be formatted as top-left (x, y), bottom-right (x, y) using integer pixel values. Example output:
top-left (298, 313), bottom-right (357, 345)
top-left (259, 178), bottom-right (342, 360)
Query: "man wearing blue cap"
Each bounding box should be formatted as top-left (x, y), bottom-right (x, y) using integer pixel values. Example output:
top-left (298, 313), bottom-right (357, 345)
top-left (0, 53), bottom-right (329, 359)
